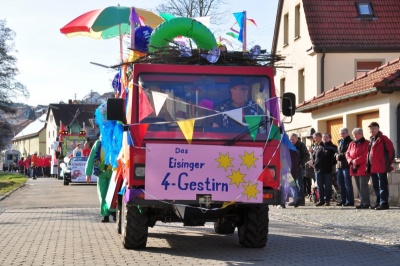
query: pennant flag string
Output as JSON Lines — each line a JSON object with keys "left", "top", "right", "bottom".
{"left": 132, "top": 80, "right": 280, "bottom": 117}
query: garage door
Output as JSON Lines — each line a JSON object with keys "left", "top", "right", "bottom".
{"left": 357, "top": 111, "right": 379, "bottom": 139}
{"left": 327, "top": 118, "right": 343, "bottom": 145}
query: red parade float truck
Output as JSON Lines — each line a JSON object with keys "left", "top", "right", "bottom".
{"left": 107, "top": 49, "right": 295, "bottom": 249}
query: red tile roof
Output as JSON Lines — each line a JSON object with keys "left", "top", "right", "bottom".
{"left": 297, "top": 57, "right": 400, "bottom": 112}
{"left": 303, "top": 0, "right": 400, "bottom": 51}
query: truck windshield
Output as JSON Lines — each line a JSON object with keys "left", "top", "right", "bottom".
{"left": 138, "top": 74, "right": 274, "bottom": 142}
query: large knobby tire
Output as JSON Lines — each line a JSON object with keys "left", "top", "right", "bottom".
{"left": 214, "top": 220, "right": 235, "bottom": 234}
{"left": 121, "top": 198, "right": 149, "bottom": 249}
{"left": 238, "top": 205, "right": 269, "bottom": 248}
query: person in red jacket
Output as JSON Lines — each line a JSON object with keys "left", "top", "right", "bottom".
{"left": 24, "top": 156, "right": 31, "bottom": 176}
{"left": 31, "top": 152, "right": 39, "bottom": 179}
{"left": 82, "top": 141, "right": 91, "bottom": 156}
{"left": 346, "top": 128, "right": 370, "bottom": 209}
{"left": 366, "top": 122, "right": 395, "bottom": 210}
{"left": 37, "top": 155, "right": 44, "bottom": 177}
{"left": 18, "top": 158, "right": 24, "bottom": 174}
{"left": 43, "top": 155, "right": 51, "bottom": 177}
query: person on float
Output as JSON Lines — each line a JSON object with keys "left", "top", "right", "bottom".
{"left": 212, "top": 77, "right": 264, "bottom": 128}
{"left": 82, "top": 141, "right": 91, "bottom": 156}
{"left": 72, "top": 143, "right": 83, "bottom": 157}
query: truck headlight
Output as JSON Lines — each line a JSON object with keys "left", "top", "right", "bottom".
{"left": 134, "top": 165, "right": 145, "bottom": 179}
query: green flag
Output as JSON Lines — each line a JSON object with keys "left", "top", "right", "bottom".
{"left": 226, "top": 32, "right": 239, "bottom": 39}
{"left": 268, "top": 124, "right": 281, "bottom": 140}
{"left": 245, "top": 115, "right": 262, "bottom": 141}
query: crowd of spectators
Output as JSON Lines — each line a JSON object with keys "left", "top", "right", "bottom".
{"left": 283, "top": 121, "right": 394, "bottom": 211}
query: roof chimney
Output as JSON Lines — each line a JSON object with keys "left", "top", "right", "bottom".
{"left": 68, "top": 99, "right": 72, "bottom": 104}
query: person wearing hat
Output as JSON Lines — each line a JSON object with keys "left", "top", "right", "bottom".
{"left": 72, "top": 143, "right": 83, "bottom": 157}
{"left": 366, "top": 122, "right": 394, "bottom": 210}
{"left": 289, "top": 133, "right": 310, "bottom": 206}
{"left": 212, "top": 77, "right": 264, "bottom": 128}
{"left": 304, "top": 128, "right": 316, "bottom": 196}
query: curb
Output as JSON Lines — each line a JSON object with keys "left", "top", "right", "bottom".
{"left": 0, "top": 183, "right": 26, "bottom": 202}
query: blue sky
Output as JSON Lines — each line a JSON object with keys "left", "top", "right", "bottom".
{"left": 1, "top": 0, "right": 278, "bottom": 106}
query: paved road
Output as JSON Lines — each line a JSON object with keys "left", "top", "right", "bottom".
{"left": 0, "top": 177, "right": 399, "bottom": 265}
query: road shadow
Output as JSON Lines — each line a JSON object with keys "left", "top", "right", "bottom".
{"left": 128, "top": 222, "right": 400, "bottom": 265}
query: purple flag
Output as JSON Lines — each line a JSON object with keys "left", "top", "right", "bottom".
{"left": 266, "top": 97, "right": 280, "bottom": 122}
{"left": 130, "top": 8, "right": 141, "bottom": 24}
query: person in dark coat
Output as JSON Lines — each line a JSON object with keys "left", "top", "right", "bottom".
{"left": 290, "top": 133, "right": 310, "bottom": 206}
{"left": 334, "top": 127, "right": 354, "bottom": 206}
{"left": 366, "top": 122, "right": 395, "bottom": 210}
{"left": 312, "top": 132, "right": 337, "bottom": 206}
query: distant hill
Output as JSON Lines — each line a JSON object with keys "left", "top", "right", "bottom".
{"left": 0, "top": 91, "right": 114, "bottom": 149}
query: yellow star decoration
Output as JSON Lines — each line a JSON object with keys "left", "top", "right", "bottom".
{"left": 227, "top": 168, "right": 246, "bottom": 188}
{"left": 215, "top": 152, "right": 234, "bottom": 171}
{"left": 242, "top": 180, "right": 261, "bottom": 200}
{"left": 240, "top": 151, "right": 259, "bottom": 170}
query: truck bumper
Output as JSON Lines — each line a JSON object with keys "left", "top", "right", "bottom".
{"left": 124, "top": 188, "right": 281, "bottom": 207}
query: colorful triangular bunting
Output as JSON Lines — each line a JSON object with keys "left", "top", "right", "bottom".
{"left": 245, "top": 115, "right": 262, "bottom": 141}
{"left": 177, "top": 119, "right": 195, "bottom": 144}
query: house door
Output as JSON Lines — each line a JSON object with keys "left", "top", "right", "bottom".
{"left": 357, "top": 111, "right": 379, "bottom": 139}
{"left": 327, "top": 118, "right": 343, "bottom": 145}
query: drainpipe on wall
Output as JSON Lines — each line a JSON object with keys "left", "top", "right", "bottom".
{"left": 321, "top": 50, "right": 326, "bottom": 93}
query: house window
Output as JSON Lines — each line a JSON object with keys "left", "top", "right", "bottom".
{"left": 356, "top": 61, "right": 383, "bottom": 77}
{"left": 294, "top": 4, "right": 300, "bottom": 39}
{"left": 283, "top": 13, "right": 289, "bottom": 46}
{"left": 280, "top": 78, "right": 285, "bottom": 97}
{"left": 298, "top": 69, "right": 305, "bottom": 104}
{"left": 355, "top": 2, "right": 374, "bottom": 17}
{"left": 50, "top": 114, "right": 53, "bottom": 123}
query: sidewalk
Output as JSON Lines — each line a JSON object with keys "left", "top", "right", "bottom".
{"left": 271, "top": 199, "right": 400, "bottom": 246}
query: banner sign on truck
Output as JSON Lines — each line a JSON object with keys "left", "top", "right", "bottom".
{"left": 70, "top": 157, "right": 98, "bottom": 183}
{"left": 145, "top": 144, "right": 263, "bottom": 203}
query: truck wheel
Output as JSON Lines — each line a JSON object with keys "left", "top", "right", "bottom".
{"left": 121, "top": 198, "right": 148, "bottom": 249}
{"left": 214, "top": 219, "right": 235, "bottom": 234}
{"left": 238, "top": 205, "right": 269, "bottom": 248}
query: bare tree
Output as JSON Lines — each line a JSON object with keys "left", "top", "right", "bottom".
{"left": 0, "top": 19, "right": 29, "bottom": 150}
{"left": 155, "top": 0, "right": 229, "bottom": 29}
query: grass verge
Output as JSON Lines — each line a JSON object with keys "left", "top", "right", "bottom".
{"left": 0, "top": 172, "right": 28, "bottom": 196}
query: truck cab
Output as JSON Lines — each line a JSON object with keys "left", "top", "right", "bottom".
{"left": 109, "top": 60, "right": 295, "bottom": 249}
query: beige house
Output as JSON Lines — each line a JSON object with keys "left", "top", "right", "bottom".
{"left": 271, "top": 0, "right": 400, "bottom": 144}
{"left": 272, "top": 0, "right": 400, "bottom": 206}
{"left": 46, "top": 103, "right": 99, "bottom": 155}
{"left": 12, "top": 113, "right": 47, "bottom": 157}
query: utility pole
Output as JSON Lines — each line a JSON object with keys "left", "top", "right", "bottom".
{"left": 242, "top": 11, "right": 247, "bottom": 51}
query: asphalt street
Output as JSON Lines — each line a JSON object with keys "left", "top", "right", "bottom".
{"left": 0, "top": 177, "right": 399, "bottom": 265}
